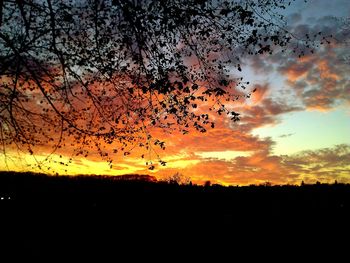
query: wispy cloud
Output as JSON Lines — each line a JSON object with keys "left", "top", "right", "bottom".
{"left": 278, "top": 133, "right": 295, "bottom": 138}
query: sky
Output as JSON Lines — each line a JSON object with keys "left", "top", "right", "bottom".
{"left": 1, "top": 0, "right": 350, "bottom": 185}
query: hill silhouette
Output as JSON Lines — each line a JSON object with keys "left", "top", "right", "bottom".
{"left": 0, "top": 171, "right": 349, "bottom": 260}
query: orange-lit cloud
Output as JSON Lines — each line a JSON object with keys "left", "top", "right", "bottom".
{"left": 247, "top": 16, "right": 350, "bottom": 112}
{"left": 236, "top": 85, "right": 302, "bottom": 132}
{"left": 3, "top": 73, "right": 348, "bottom": 186}
{"left": 285, "top": 54, "right": 349, "bottom": 111}
{"left": 277, "top": 43, "right": 350, "bottom": 111}
{"left": 279, "top": 57, "right": 312, "bottom": 82}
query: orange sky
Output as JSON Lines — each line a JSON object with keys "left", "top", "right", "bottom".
{"left": 1, "top": 0, "right": 350, "bottom": 185}
{"left": 2, "top": 70, "right": 349, "bottom": 185}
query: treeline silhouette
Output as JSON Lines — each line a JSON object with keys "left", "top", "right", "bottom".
{"left": 1, "top": 171, "right": 349, "bottom": 260}
{"left": 1, "top": 171, "right": 349, "bottom": 210}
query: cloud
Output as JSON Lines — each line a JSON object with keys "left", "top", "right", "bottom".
{"left": 168, "top": 144, "right": 350, "bottom": 185}
{"left": 4, "top": 74, "right": 348, "bottom": 186}
{"left": 286, "top": 13, "right": 302, "bottom": 26}
{"left": 278, "top": 133, "right": 295, "bottom": 138}
{"left": 4, "top": 9, "right": 349, "bottom": 186}
{"left": 284, "top": 144, "right": 350, "bottom": 168}
{"left": 278, "top": 56, "right": 314, "bottom": 82}
{"left": 75, "top": 12, "right": 350, "bottom": 185}
{"left": 279, "top": 50, "right": 350, "bottom": 111}
{"left": 175, "top": 148, "right": 294, "bottom": 186}
{"left": 249, "top": 55, "right": 274, "bottom": 74}
{"left": 282, "top": 144, "right": 350, "bottom": 182}
{"left": 282, "top": 21, "right": 350, "bottom": 111}
{"left": 236, "top": 84, "right": 302, "bottom": 132}
{"left": 246, "top": 14, "right": 350, "bottom": 112}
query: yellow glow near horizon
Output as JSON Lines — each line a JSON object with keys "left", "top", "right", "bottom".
{"left": 195, "top": 150, "right": 253, "bottom": 161}
{"left": 0, "top": 151, "right": 201, "bottom": 177}
{"left": 0, "top": 152, "right": 143, "bottom": 176}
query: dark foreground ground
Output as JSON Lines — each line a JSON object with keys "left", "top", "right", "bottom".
{"left": 0, "top": 171, "right": 349, "bottom": 260}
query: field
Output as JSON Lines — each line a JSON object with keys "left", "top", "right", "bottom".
{"left": 1, "top": 171, "right": 349, "bottom": 259}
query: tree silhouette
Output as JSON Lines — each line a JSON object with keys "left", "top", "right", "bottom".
{"left": 204, "top": 180, "right": 211, "bottom": 187}
{"left": 164, "top": 172, "right": 191, "bottom": 185}
{"left": 0, "top": 0, "right": 319, "bottom": 169}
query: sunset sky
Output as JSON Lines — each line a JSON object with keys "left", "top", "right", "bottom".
{"left": 1, "top": 0, "right": 350, "bottom": 185}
